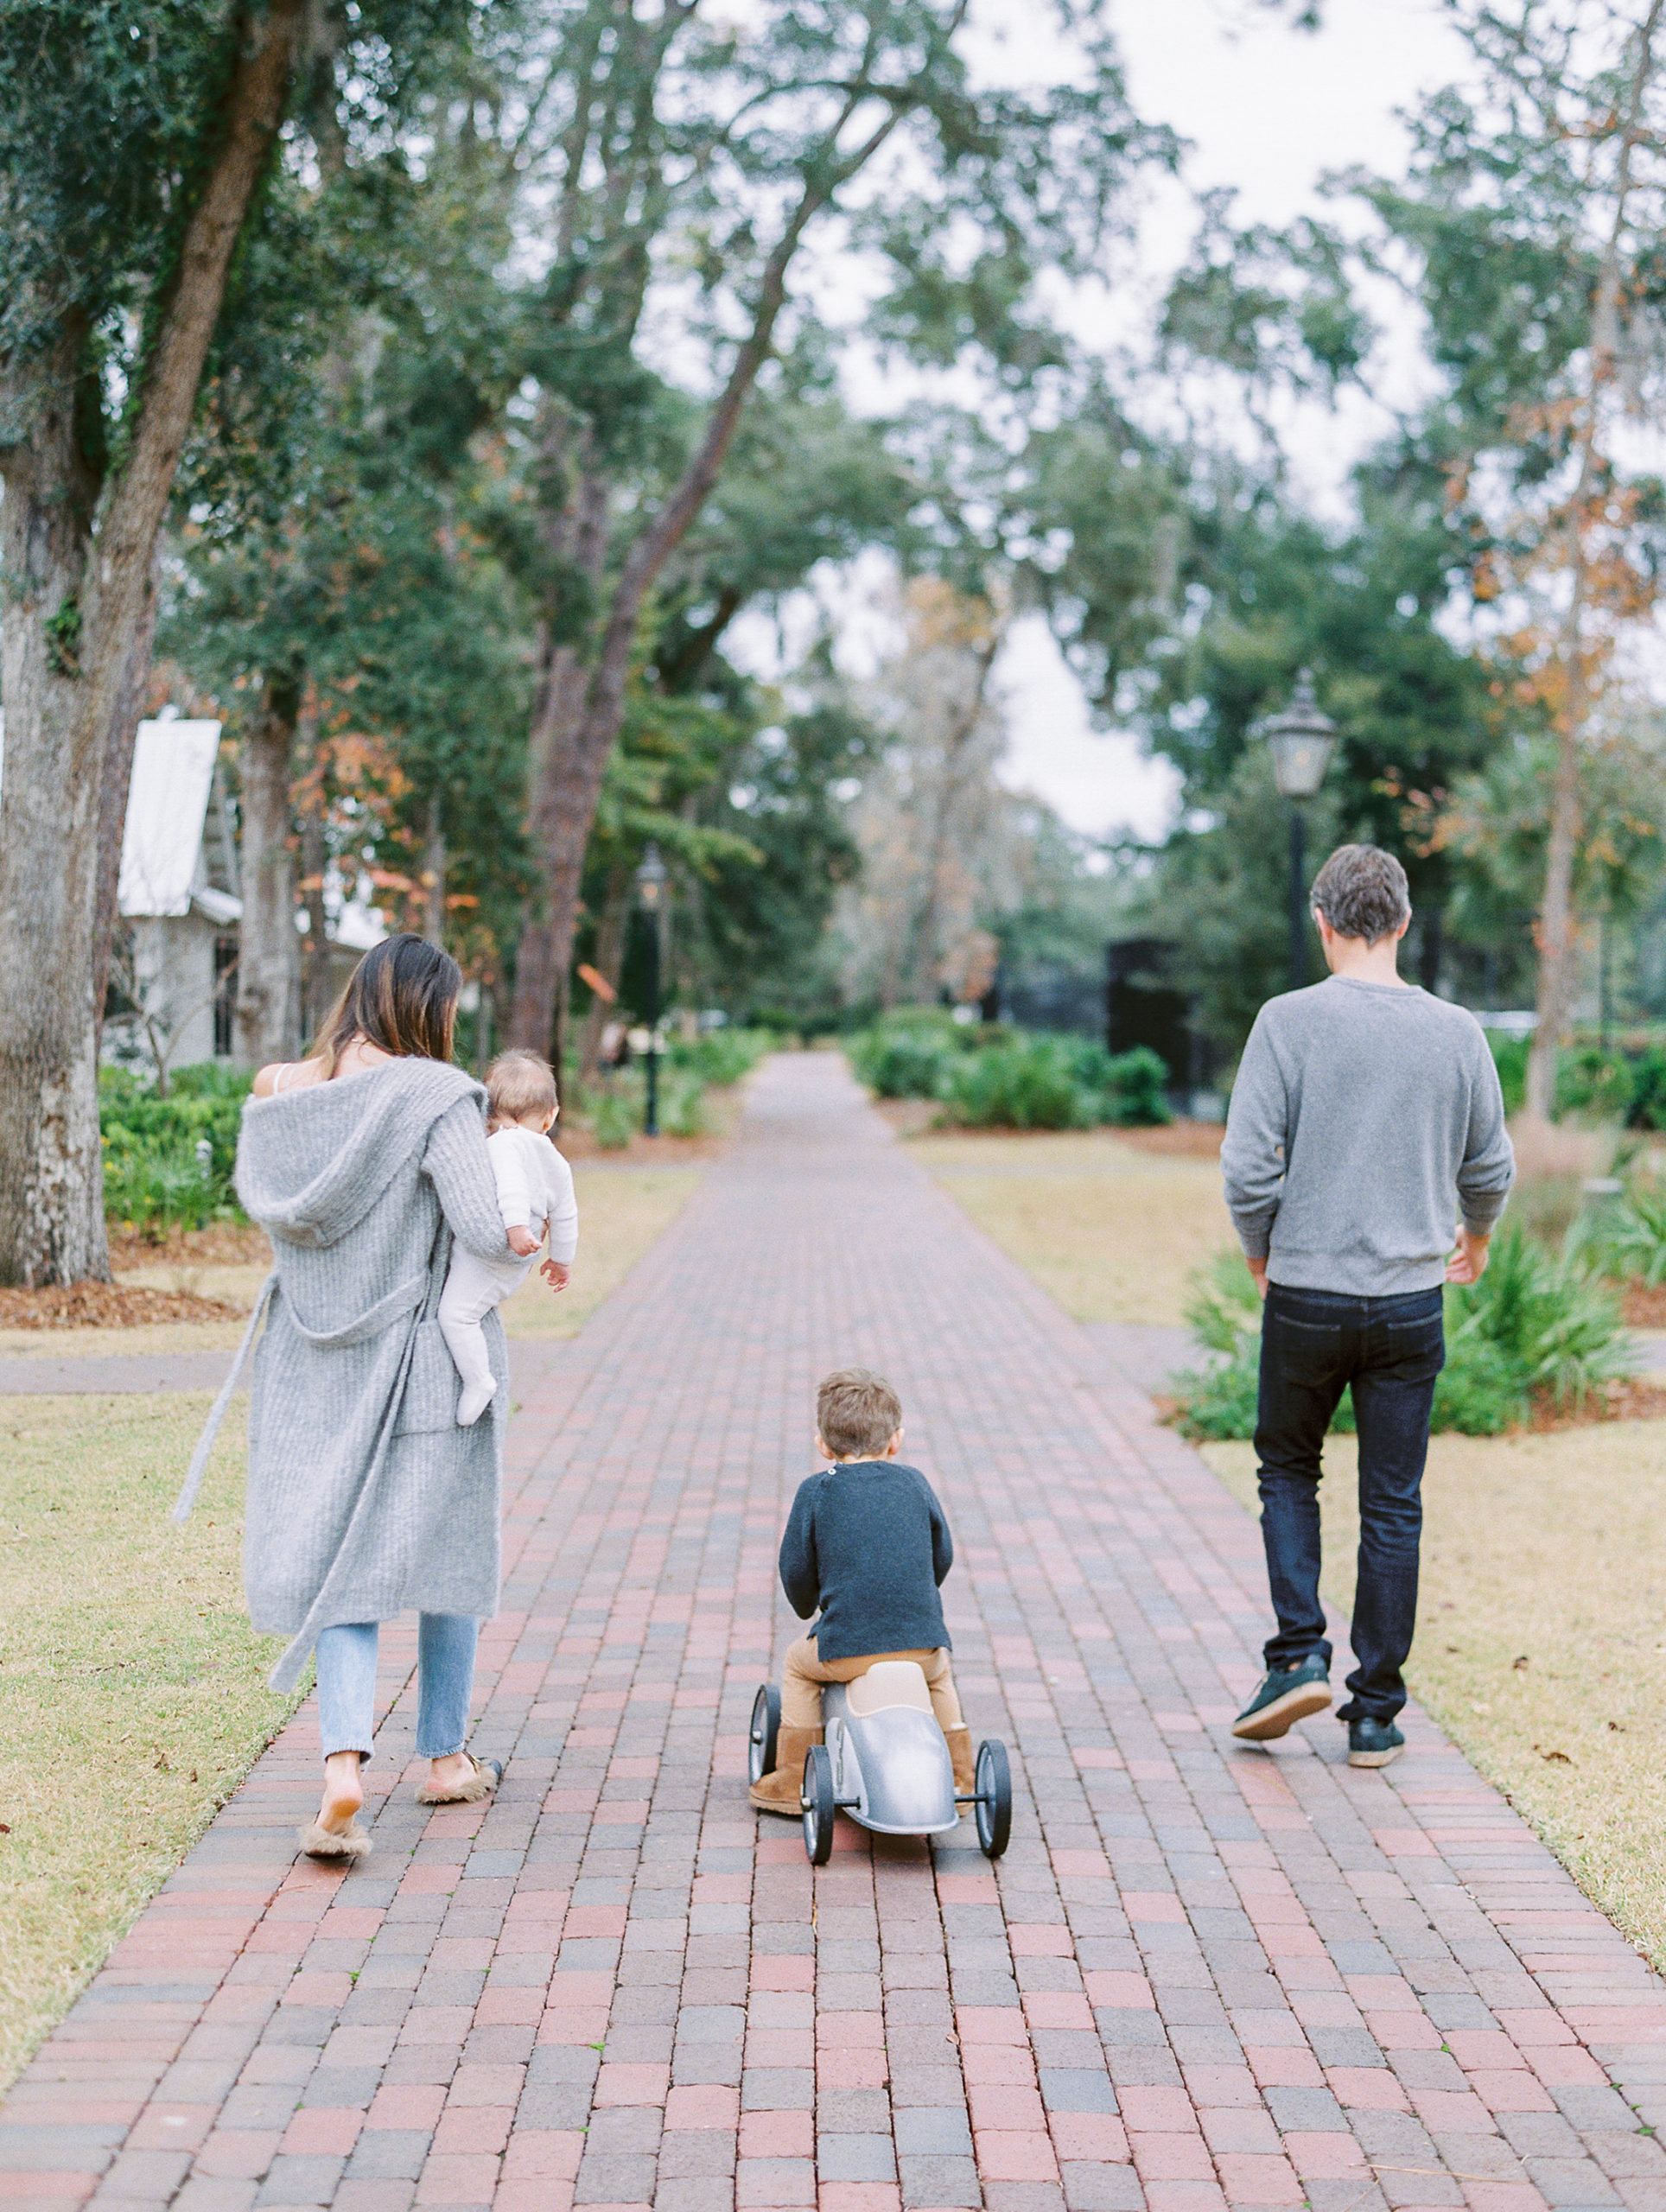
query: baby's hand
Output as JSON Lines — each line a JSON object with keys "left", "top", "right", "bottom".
{"left": 506, "top": 1224, "right": 541, "bottom": 1257}
{"left": 540, "top": 1258, "right": 570, "bottom": 1293}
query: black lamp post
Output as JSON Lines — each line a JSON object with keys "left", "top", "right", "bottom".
{"left": 635, "top": 842, "right": 667, "bottom": 1136}
{"left": 1262, "top": 670, "right": 1337, "bottom": 992}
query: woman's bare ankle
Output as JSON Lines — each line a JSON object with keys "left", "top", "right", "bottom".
{"left": 319, "top": 1751, "right": 365, "bottom": 1829}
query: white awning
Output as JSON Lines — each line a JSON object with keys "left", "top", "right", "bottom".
{"left": 118, "top": 720, "right": 224, "bottom": 918}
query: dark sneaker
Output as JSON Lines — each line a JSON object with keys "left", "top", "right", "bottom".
{"left": 1347, "top": 1718, "right": 1405, "bottom": 1768}
{"left": 1230, "top": 1654, "right": 1332, "bottom": 1742}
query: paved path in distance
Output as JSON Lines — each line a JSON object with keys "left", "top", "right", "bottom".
{"left": 7, "top": 1053, "right": 1666, "bottom": 2212}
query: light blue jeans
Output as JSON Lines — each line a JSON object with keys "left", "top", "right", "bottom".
{"left": 315, "top": 1614, "right": 478, "bottom": 1764}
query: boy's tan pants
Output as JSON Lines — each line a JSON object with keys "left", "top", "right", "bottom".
{"left": 781, "top": 1637, "right": 964, "bottom": 1734}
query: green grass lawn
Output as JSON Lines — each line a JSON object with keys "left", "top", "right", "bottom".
{"left": 0, "top": 1392, "right": 290, "bottom": 2088}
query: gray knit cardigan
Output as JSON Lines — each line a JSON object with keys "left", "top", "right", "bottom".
{"left": 176, "top": 1058, "right": 515, "bottom": 1692}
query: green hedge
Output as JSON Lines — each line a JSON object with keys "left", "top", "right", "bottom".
{"left": 1169, "top": 1228, "right": 1631, "bottom": 1441}
{"left": 847, "top": 1014, "right": 1171, "bottom": 1130}
{"left": 100, "top": 1064, "right": 251, "bottom": 1233}
{"left": 1488, "top": 1031, "right": 1666, "bottom": 1128}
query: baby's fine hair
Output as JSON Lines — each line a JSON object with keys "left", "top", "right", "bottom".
{"left": 486, "top": 1049, "right": 558, "bottom": 1128}
{"left": 817, "top": 1367, "right": 902, "bottom": 1460}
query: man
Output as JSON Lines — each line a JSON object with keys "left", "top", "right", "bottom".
{"left": 1221, "top": 843, "right": 1514, "bottom": 1768}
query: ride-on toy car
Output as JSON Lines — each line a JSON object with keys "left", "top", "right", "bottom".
{"left": 748, "top": 1661, "right": 1013, "bottom": 1865}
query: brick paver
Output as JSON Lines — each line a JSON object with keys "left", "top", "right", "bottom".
{"left": 7, "top": 1052, "right": 1666, "bottom": 2212}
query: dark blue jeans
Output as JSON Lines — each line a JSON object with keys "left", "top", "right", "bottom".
{"left": 1255, "top": 1282, "right": 1445, "bottom": 1724}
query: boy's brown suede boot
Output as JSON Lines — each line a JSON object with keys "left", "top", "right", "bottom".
{"left": 945, "top": 1726, "right": 976, "bottom": 1796}
{"left": 748, "top": 1726, "right": 822, "bottom": 1815}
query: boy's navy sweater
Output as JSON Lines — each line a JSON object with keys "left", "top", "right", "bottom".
{"left": 778, "top": 1459, "right": 952, "bottom": 1663}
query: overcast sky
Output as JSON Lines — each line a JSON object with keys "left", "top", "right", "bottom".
{"left": 989, "top": 0, "right": 1470, "bottom": 844}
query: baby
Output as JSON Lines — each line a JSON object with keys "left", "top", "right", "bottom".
{"left": 439, "top": 1049, "right": 577, "bottom": 1425}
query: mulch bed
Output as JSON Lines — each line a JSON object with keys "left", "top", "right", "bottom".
{"left": 1621, "top": 1282, "right": 1666, "bottom": 1329}
{"left": 0, "top": 1281, "right": 244, "bottom": 1331}
{"left": 106, "top": 1223, "right": 270, "bottom": 1270}
{"left": 1116, "top": 1121, "right": 1225, "bottom": 1159}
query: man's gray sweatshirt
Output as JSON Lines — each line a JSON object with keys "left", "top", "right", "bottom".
{"left": 1221, "top": 976, "right": 1515, "bottom": 1296}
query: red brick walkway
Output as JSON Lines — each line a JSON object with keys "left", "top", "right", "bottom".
{"left": 7, "top": 1053, "right": 1666, "bottom": 2212}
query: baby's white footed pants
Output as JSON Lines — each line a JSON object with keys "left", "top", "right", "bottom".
{"left": 438, "top": 1249, "right": 525, "bottom": 1426}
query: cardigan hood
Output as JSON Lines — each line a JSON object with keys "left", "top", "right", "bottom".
{"left": 236, "top": 1058, "right": 486, "bottom": 1249}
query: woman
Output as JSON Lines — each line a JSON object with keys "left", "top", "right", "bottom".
{"left": 176, "top": 934, "right": 549, "bottom": 1861}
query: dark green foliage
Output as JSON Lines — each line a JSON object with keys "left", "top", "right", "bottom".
{"left": 1573, "top": 1178, "right": 1666, "bottom": 1289}
{"left": 1629, "top": 1050, "right": 1666, "bottom": 1131}
{"left": 939, "top": 1038, "right": 1090, "bottom": 1131}
{"left": 664, "top": 1029, "right": 776, "bottom": 1088}
{"left": 847, "top": 1018, "right": 965, "bottom": 1101}
{"left": 1556, "top": 1046, "right": 1635, "bottom": 1121}
{"left": 99, "top": 1065, "right": 251, "bottom": 1233}
{"left": 1448, "top": 1226, "right": 1629, "bottom": 1410}
{"left": 1488, "top": 1033, "right": 1527, "bottom": 1116}
{"left": 847, "top": 1018, "right": 1172, "bottom": 1129}
{"left": 1168, "top": 1228, "right": 1631, "bottom": 1441}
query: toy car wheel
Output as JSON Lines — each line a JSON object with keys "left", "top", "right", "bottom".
{"left": 802, "top": 1744, "right": 836, "bottom": 1866}
{"left": 747, "top": 1683, "right": 780, "bottom": 1785}
{"left": 975, "top": 1738, "right": 1012, "bottom": 1859}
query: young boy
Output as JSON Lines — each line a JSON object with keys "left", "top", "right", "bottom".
{"left": 749, "top": 1367, "right": 974, "bottom": 1814}
{"left": 439, "top": 1049, "right": 577, "bottom": 1425}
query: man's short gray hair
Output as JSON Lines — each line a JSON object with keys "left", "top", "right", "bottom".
{"left": 1310, "top": 844, "right": 1411, "bottom": 946}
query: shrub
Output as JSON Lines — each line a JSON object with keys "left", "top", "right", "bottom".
{"left": 1628, "top": 1048, "right": 1666, "bottom": 1130}
{"left": 662, "top": 1077, "right": 707, "bottom": 1138}
{"left": 666, "top": 1027, "right": 774, "bottom": 1087}
{"left": 939, "top": 1037, "right": 1091, "bottom": 1130}
{"left": 1572, "top": 1175, "right": 1666, "bottom": 1287}
{"left": 99, "top": 1063, "right": 251, "bottom": 1235}
{"left": 1488, "top": 1033, "right": 1528, "bottom": 1116}
{"left": 1167, "top": 1255, "right": 1262, "bottom": 1440}
{"left": 1557, "top": 1046, "right": 1633, "bottom": 1120}
{"left": 592, "top": 1088, "right": 636, "bottom": 1149}
{"left": 1166, "top": 1225, "right": 1631, "bottom": 1440}
{"left": 1452, "top": 1224, "right": 1630, "bottom": 1409}
{"left": 1081, "top": 1043, "right": 1173, "bottom": 1128}
{"left": 847, "top": 1022, "right": 963, "bottom": 1100}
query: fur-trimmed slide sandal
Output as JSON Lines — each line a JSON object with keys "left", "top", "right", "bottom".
{"left": 297, "top": 1819, "right": 372, "bottom": 1862}
{"left": 416, "top": 1754, "right": 503, "bottom": 1807}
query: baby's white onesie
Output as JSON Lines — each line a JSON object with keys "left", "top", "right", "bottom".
{"left": 439, "top": 1125, "right": 579, "bottom": 1423}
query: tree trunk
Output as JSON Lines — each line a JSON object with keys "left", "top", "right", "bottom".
{"left": 91, "top": 557, "right": 161, "bottom": 1043}
{"left": 296, "top": 707, "right": 329, "bottom": 1041}
{"left": 423, "top": 799, "right": 447, "bottom": 946}
{"left": 1417, "top": 899, "right": 1443, "bottom": 997}
{"left": 579, "top": 861, "right": 633, "bottom": 1079}
{"left": 0, "top": 338, "right": 108, "bottom": 1285}
{"left": 0, "top": 0, "right": 305, "bottom": 1283}
{"left": 234, "top": 676, "right": 302, "bottom": 1067}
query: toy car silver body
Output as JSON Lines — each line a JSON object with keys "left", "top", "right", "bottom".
{"left": 748, "top": 1662, "right": 1012, "bottom": 1863}
{"left": 823, "top": 1662, "right": 961, "bottom": 1837}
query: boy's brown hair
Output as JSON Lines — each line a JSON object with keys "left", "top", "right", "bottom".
{"left": 817, "top": 1368, "right": 903, "bottom": 1460}
{"left": 486, "top": 1049, "right": 558, "bottom": 1129}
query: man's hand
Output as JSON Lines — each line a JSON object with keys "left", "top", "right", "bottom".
{"left": 1447, "top": 1226, "right": 1490, "bottom": 1285}
{"left": 1245, "top": 1255, "right": 1269, "bottom": 1301}
{"left": 540, "top": 1258, "right": 570, "bottom": 1293}
{"left": 506, "top": 1225, "right": 540, "bottom": 1257}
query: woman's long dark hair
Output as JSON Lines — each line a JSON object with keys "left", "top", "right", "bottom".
{"left": 308, "top": 934, "right": 461, "bottom": 1076}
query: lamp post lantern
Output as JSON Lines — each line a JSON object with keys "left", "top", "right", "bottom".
{"left": 634, "top": 842, "right": 668, "bottom": 1137}
{"left": 1261, "top": 669, "right": 1337, "bottom": 993}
